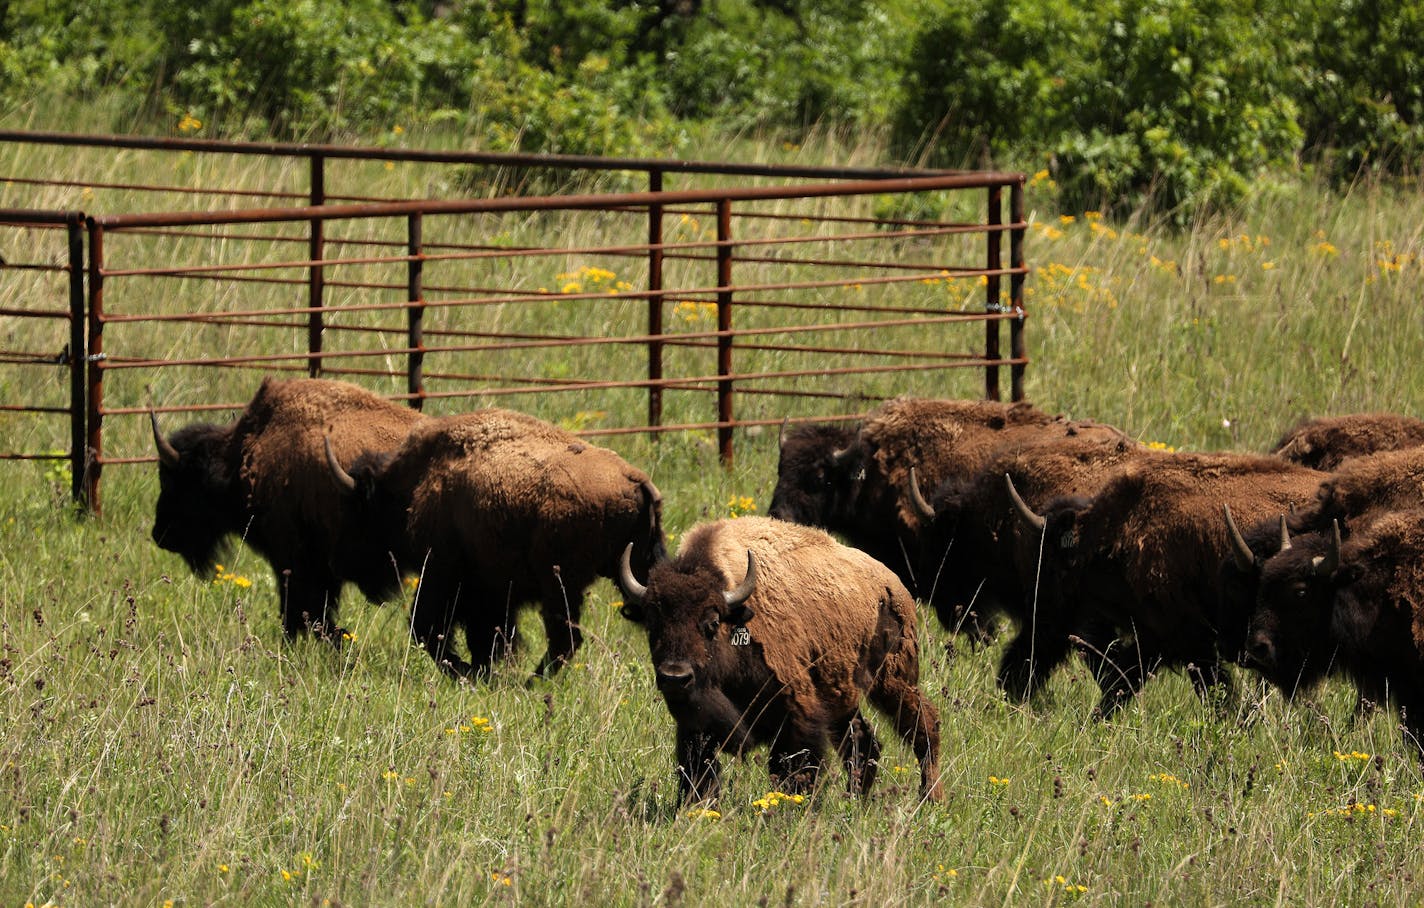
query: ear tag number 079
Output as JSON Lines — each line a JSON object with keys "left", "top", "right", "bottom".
{"left": 730, "top": 626, "right": 751, "bottom": 646}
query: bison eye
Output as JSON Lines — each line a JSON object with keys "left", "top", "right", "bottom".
{"left": 701, "top": 614, "right": 720, "bottom": 638}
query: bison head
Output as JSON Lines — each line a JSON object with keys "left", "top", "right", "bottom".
{"left": 1216, "top": 507, "right": 1293, "bottom": 664}
{"left": 1244, "top": 521, "right": 1352, "bottom": 694}
{"left": 1004, "top": 475, "right": 1088, "bottom": 559}
{"left": 149, "top": 411, "right": 240, "bottom": 577}
{"left": 765, "top": 423, "right": 862, "bottom": 530}
{"left": 618, "top": 545, "right": 758, "bottom": 702}
{"left": 322, "top": 439, "right": 406, "bottom": 603}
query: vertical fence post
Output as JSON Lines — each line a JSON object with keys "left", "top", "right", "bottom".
{"left": 307, "top": 154, "right": 325, "bottom": 378}
{"left": 66, "top": 216, "right": 86, "bottom": 506}
{"left": 84, "top": 221, "right": 104, "bottom": 514}
{"left": 716, "top": 199, "right": 734, "bottom": 466}
{"left": 1009, "top": 180, "right": 1027, "bottom": 402}
{"left": 647, "top": 169, "right": 665, "bottom": 432}
{"left": 407, "top": 213, "right": 425, "bottom": 410}
{"left": 984, "top": 183, "right": 1003, "bottom": 401}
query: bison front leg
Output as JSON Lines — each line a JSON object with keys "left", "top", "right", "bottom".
{"left": 1184, "top": 654, "right": 1234, "bottom": 712}
{"left": 409, "top": 578, "right": 474, "bottom": 679}
{"left": 464, "top": 617, "right": 517, "bottom": 677}
{"left": 834, "top": 710, "right": 882, "bottom": 796}
{"left": 675, "top": 725, "right": 722, "bottom": 806}
{"left": 767, "top": 714, "right": 830, "bottom": 796}
{"left": 534, "top": 568, "right": 584, "bottom": 678}
{"left": 274, "top": 566, "right": 345, "bottom": 645}
{"left": 1070, "top": 616, "right": 1147, "bottom": 718}
{"left": 997, "top": 612, "right": 1075, "bottom": 702}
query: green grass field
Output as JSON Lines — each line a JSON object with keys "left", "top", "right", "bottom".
{"left": 2, "top": 118, "right": 1424, "bottom": 905}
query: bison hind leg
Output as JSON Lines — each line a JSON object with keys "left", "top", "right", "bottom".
{"left": 867, "top": 675, "right": 943, "bottom": 803}
{"left": 835, "top": 710, "right": 882, "bottom": 796}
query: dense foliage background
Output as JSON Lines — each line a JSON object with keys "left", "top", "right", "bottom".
{"left": 1, "top": 0, "right": 1419, "bottom": 218}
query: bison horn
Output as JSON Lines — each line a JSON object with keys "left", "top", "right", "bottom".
{"left": 1004, "top": 474, "right": 1046, "bottom": 532}
{"left": 324, "top": 436, "right": 357, "bottom": 494}
{"left": 618, "top": 543, "right": 648, "bottom": 604}
{"left": 907, "top": 466, "right": 936, "bottom": 521}
{"left": 150, "top": 408, "right": 180, "bottom": 468}
{"left": 778, "top": 417, "right": 789, "bottom": 451}
{"left": 723, "top": 551, "right": 757, "bottom": 608}
{"left": 1278, "top": 516, "right": 1291, "bottom": 553}
{"left": 1311, "top": 519, "right": 1342, "bottom": 576}
{"left": 1222, "top": 504, "right": 1255, "bottom": 571}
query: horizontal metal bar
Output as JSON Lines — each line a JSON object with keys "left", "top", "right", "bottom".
{"left": 0, "top": 207, "right": 86, "bottom": 225}
{"left": 90, "top": 174, "right": 1025, "bottom": 230}
{"left": 0, "top": 403, "right": 71, "bottom": 413}
{"left": 1, "top": 129, "right": 1011, "bottom": 182}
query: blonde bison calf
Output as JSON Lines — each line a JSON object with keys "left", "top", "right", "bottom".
{"left": 618, "top": 516, "right": 943, "bottom": 806}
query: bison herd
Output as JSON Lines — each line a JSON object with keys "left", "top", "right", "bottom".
{"left": 149, "top": 379, "right": 1424, "bottom": 806}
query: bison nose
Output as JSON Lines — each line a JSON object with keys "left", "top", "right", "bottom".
{"left": 655, "top": 661, "right": 695, "bottom": 692}
{"left": 1247, "top": 635, "right": 1276, "bottom": 671}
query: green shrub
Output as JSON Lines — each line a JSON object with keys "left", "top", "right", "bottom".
{"left": 896, "top": 0, "right": 1303, "bottom": 221}
{"left": 659, "top": 0, "right": 907, "bottom": 128}
{"left": 1290, "top": 0, "right": 1424, "bottom": 181}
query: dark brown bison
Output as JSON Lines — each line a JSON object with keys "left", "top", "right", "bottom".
{"left": 906, "top": 432, "right": 1148, "bottom": 694}
{"left": 326, "top": 409, "right": 666, "bottom": 679}
{"left": 616, "top": 516, "right": 942, "bottom": 805}
{"left": 1287, "top": 444, "right": 1424, "bottom": 534}
{"left": 1245, "top": 510, "right": 1424, "bottom": 748}
{"left": 767, "top": 397, "right": 1123, "bottom": 608}
{"left": 150, "top": 377, "right": 424, "bottom": 640}
{"left": 1219, "top": 444, "right": 1424, "bottom": 664}
{"left": 1006, "top": 452, "right": 1327, "bottom": 714}
{"left": 1271, "top": 412, "right": 1424, "bottom": 471}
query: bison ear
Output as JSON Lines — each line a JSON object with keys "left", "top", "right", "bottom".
{"left": 1044, "top": 507, "right": 1082, "bottom": 551}
{"left": 726, "top": 603, "right": 754, "bottom": 626}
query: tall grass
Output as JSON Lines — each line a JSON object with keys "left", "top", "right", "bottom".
{"left": 2, "top": 116, "right": 1424, "bottom": 905}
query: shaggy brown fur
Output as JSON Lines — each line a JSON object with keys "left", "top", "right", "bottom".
{"left": 1014, "top": 451, "right": 1328, "bottom": 713}
{"left": 1293, "top": 445, "right": 1424, "bottom": 534}
{"left": 1271, "top": 412, "right": 1424, "bottom": 471}
{"left": 917, "top": 434, "right": 1151, "bottom": 686}
{"left": 337, "top": 409, "right": 666, "bottom": 679}
{"left": 151, "top": 377, "right": 425, "bottom": 640}
{"left": 621, "top": 516, "right": 941, "bottom": 805}
{"left": 860, "top": 398, "right": 1127, "bottom": 531}
{"left": 1247, "top": 509, "right": 1424, "bottom": 747}
{"left": 767, "top": 396, "right": 1126, "bottom": 604}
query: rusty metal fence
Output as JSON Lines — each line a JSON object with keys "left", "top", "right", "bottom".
{"left": 0, "top": 208, "right": 87, "bottom": 502}
{"left": 0, "top": 131, "right": 1028, "bottom": 514}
